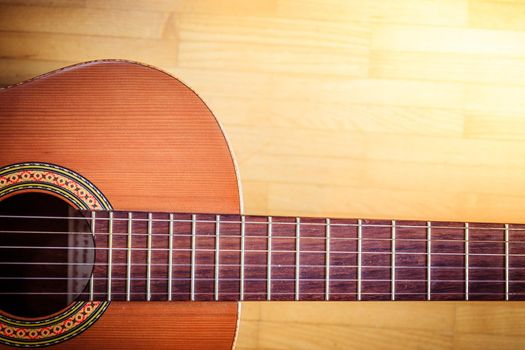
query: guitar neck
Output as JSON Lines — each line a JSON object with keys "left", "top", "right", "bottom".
{"left": 83, "top": 211, "right": 525, "bottom": 302}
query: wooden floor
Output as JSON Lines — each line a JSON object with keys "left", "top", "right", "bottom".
{"left": 2, "top": 0, "right": 525, "bottom": 348}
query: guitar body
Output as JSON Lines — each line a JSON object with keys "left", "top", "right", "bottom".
{"left": 0, "top": 61, "right": 240, "bottom": 349}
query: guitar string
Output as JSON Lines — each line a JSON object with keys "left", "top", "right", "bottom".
{"left": 0, "top": 277, "right": 513, "bottom": 283}
{"left": 0, "top": 291, "right": 519, "bottom": 296}
{"left": 3, "top": 277, "right": 515, "bottom": 292}
{"left": 1, "top": 214, "right": 524, "bottom": 231}
{"left": 0, "top": 268, "right": 514, "bottom": 284}
{"left": 0, "top": 245, "right": 521, "bottom": 257}
{"left": 0, "top": 229, "right": 520, "bottom": 245}
{"left": 1, "top": 217, "right": 520, "bottom": 287}
{"left": 0, "top": 261, "right": 513, "bottom": 269}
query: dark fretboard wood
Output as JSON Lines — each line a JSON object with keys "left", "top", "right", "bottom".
{"left": 80, "top": 211, "right": 525, "bottom": 302}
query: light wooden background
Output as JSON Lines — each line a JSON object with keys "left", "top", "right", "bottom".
{"left": 2, "top": 0, "right": 525, "bottom": 349}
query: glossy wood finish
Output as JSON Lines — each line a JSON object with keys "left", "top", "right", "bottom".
{"left": 0, "top": 61, "right": 241, "bottom": 349}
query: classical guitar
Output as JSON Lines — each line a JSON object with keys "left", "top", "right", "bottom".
{"left": 0, "top": 60, "right": 522, "bottom": 349}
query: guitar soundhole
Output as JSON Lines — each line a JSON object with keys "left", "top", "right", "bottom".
{"left": 0, "top": 192, "right": 94, "bottom": 318}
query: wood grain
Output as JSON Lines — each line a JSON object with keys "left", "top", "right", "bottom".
{"left": 44, "top": 302, "right": 239, "bottom": 350}
{"left": 2, "top": 1, "right": 525, "bottom": 349}
{"left": 0, "top": 61, "right": 241, "bottom": 349}
{"left": 0, "top": 61, "right": 241, "bottom": 215}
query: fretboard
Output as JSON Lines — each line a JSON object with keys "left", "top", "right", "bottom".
{"left": 81, "top": 211, "right": 525, "bottom": 302}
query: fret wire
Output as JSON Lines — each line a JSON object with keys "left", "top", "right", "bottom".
{"left": 126, "top": 212, "right": 132, "bottom": 302}
{"left": 505, "top": 223, "right": 510, "bottom": 301}
{"left": 190, "top": 214, "right": 196, "bottom": 301}
{"left": 325, "top": 218, "right": 331, "bottom": 301}
{"left": 146, "top": 213, "right": 153, "bottom": 301}
{"left": 89, "top": 211, "right": 95, "bottom": 301}
{"left": 267, "top": 216, "right": 272, "bottom": 301}
{"left": 240, "top": 215, "right": 246, "bottom": 301}
{"left": 465, "top": 222, "right": 469, "bottom": 301}
{"left": 214, "top": 215, "right": 220, "bottom": 301}
{"left": 295, "top": 217, "right": 301, "bottom": 301}
{"left": 168, "top": 213, "right": 174, "bottom": 301}
{"left": 357, "top": 219, "right": 363, "bottom": 301}
{"left": 391, "top": 220, "right": 396, "bottom": 301}
{"left": 427, "top": 221, "right": 431, "bottom": 301}
{"left": 107, "top": 212, "right": 113, "bottom": 301}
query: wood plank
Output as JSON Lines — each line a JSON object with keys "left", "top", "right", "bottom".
{"left": 0, "top": 0, "right": 86, "bottom": 7}
{"left": 238, "top": 302, "right": 525, "bottom": 350}
{"left": 251, "top": 321, "right": 452, "bottom": 350}
{"left": 86, "top": 0, "right": 277, "bottom": 15}
{"left": 0, "top": 58, "right": 74, "bottom": 86}
{"left": 370, "top": 50, "right": 525, "bottom": 86}
{"left": 276, "top": 0, "right": 467, "bottom": 26}
{"left": 168, "top": 67, "right": 270, "bottom": 99}
{"left": 372, "top": 24, "right": 525, "bottom": 56}
{"left": 265, "top": 77, "right": 465, "bottom": 109}
{"left": 0, "top": 5, "right": 169, "bottom": 39}
{"left": 240, "top": 181, "right": 269, "bottom": 214}
{"left": 257, "top": 302, "right": 455, "bottom": 330}
{"left": 239, "top": 154, "right": 525, "bottom": 196}
{"left": 262, "top": 183, "right": 525, "bottom": 223}
{"left": 466, "top": 84, "right": 525, "bottom": 115}
{"left": 453, "top": 334, "right": 525, "bottom": 350}
{"left": 227, "top": 126, "right": 525, "bottom": 168}
{"left": 176, "top": 14, "right": 369, "bottom": 77}
{"left": 464, "top": 112, "right": 525, "bottom": 141}
{"left": 207, "top": 97, "right": 464, "bottom": 137}
{"left": 237, "top": 302, "right": 455, "bottom": 350}
{"left": 455, "top": 302, "right": 525, "bottom": 335}
{"left": 171, "top": 69, "right": 465, "bottom": 111}
{"left": 469, "top": 0, "right": 525, "bottom": 31}
{"left": 0, "top": 32, "right": 178, "bottom": 67}
{"left": 452, "top": 302, "right": 525, "bottom": 349}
